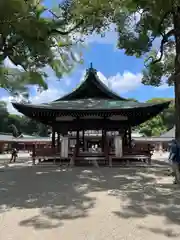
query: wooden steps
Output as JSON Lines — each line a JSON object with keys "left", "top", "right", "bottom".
{"left": 75, "top": 157, "right": 107, "bottom": 166}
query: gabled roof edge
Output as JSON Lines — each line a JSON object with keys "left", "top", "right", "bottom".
{"left": 55, "top": 66, "right": 127, "bottom": 101}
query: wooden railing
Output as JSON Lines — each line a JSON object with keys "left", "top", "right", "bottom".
{"left": 31, "top": 147, "right": 73, "bottom": 165}
{"left": 31, "top": 148, "right": 59, "bottom": 164}
{"left": 123, "top": 146, "right": 153, "bottom": 156}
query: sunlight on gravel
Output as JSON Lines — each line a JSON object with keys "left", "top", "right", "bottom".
{"left": 0, "top": 154, "right": 180, "bottom": 239}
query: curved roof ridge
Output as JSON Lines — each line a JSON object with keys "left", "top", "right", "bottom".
{"left": 55, "top": 66, "right": 127, "bottom": 101}
{"left": 92, "top": 68, "right": 127, "bottom": 101}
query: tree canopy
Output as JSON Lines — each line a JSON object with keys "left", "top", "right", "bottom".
{"left": 0, "top": 101, "right": 49, "bottom": 137}
{"left": 138, "top": 98, "right": 174, "bottom": 136}
{"left": 0, "top": 0, "right": 82, "bottom": 97}
{"left": 60, "top": 0, "right": 180, "bottom": 139}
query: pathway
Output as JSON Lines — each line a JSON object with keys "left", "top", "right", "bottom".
{"left": 0, "top": 157, "right": 180, "bottom": 239}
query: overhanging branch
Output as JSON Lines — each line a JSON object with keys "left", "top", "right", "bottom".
{"left": 144, "top": 10, "right": 174, "bottom": 67}
{"left": 50, "top": 19, "right": 84, "bottom": 35}
{"left": 151, "top": 29, "right": 174, "bottom": 64}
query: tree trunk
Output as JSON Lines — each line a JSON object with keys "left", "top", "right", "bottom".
{"left": 173, "top": 13, "right": 180, "bottom": 142}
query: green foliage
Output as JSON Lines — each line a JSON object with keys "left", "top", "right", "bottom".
{"left": 60, "top": 0, "right": 180, "bottom": 137}
{"left": 0, "top": 101, "right": 49, "bottom": 137}
{"left": 139, "top": 116, "right": 166, "bottom": 137}
{"left": 9, "top": 124, "right": 20, "bottom": 137}
{"left": 138, "top": 98, "right": 175, "bottom": 136}
{"left": 0, "top": 0, "right": 83, "bottom": 96}
{"left": 62, "top": 0, "right": 180, "bottom": 85}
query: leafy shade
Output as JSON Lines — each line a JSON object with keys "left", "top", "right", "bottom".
{"left": 61, "top": 0, "right": 176, "bottom": 85}
{"left": 60, "top": 0, "right": 180, "bottom": 139}
{"left": 0, "top": 0, "right": 83, "bottom": 96}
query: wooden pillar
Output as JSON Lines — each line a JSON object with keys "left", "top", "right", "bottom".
{"left": 51, "top": 129, "right": 55, "bottom": 148}
{"left": 122, "top": 129, "right": 128, "bottom": 153}
{"left": 104, "top": 129, "right": 109, "bottom": 165}
{"left": 128, "top": 125, "right": 132, "bottom": 148}
{"left": 82, "top": 130, "right": 85, "bottom": 152}
{"left": 102, "top": 129, "right": 105, "bottom": 151}
{"left": 76, "top": 130, "right": 80, "bottom": 156}
{"left": 57, "top": 133, "right": 60, "bottom": 151}
{"left": 32, "top": 143, "right": 36, "bottom": 165}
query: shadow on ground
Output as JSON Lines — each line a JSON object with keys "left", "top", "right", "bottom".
{"left": 0, "top": 163, "right": 180, "bottom": 237}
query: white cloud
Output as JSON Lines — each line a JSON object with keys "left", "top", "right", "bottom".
{"left": 80, "top": 69, "right": 172, "bottom": 94}
{"left": 108, "top": 72, "right": 171, "bottom": 92}
{"left": 109, "top": 72, "right": 142, "bottom": 93}
{"left": 1, "top": 87, "right": 65, "bottom": 114}
{"left": 29, "top": 87, "right": 65, "bottom": 104}
{"left": 80, "top": 69, "right": 142, "bottom": 93}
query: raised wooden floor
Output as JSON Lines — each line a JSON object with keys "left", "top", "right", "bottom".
{"left": 34, "top": 148, "right": 151, "bottom": 166}
{"left": 37, "top": 155, "right": 151, "bottom": 167}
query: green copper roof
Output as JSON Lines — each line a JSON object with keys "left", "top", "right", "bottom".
{"left": 56, "top": 66, "right": 127, "bottom": 101}
{"left": 12, "top": 100, "right": 170, "bottom": 127}
{"left": 13, "top": 99, "right": 170, "bottom": 111}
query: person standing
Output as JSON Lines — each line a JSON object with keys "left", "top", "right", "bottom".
{"left": 169, "top": 139, "right": 180, "bottom": 184}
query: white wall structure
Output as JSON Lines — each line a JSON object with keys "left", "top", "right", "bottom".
{"left": 114, "top": 136, "right": 123, "bottom": 157}
{"left": 61, "top": 136, "right": 69, "bottom": 158}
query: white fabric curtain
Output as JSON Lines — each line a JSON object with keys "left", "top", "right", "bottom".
{"left": 114, "top": 136, "right": 123, "bottom": 157}
{"left": 61, "top": 136, "right": 69, "bottom": 158}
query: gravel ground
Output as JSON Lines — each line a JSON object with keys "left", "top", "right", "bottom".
{"left": 0, "top": 154, "right": 180, "bottom": 240}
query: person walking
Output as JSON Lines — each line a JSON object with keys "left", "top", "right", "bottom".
{"left": 169, "top": 139, "right": 180, "bottom": 184}
{"left": 9, "top": 148, "right": 18, "bottom": 163}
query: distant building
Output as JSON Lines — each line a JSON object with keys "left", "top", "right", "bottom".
{"left": 0, "top": 132, "right": 51, "bottom": 153}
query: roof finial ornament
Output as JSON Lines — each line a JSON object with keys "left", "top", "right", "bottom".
{"left": 89, "top": 62, "right": 97, "bottom": 73}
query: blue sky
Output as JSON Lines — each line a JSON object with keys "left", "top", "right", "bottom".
{"left": 0, "top": 0, "right": 174, "bottom": 113}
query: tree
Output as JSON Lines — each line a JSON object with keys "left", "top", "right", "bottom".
{"left": 0, "top": 0, "right": 82, "bottom": 97}
{"left": 0, "top": 101, "right": 49, "bottom": 137}
{"left": 9, "top": 124, "right": 20, "bottom": 138}
{"left": 62, "top": 0, "right": 180, "bottom": 139}
{"left": 138, "top": 98, "right": 175, "bottom": 136}
{"left": 0, "top": 101, "right": 9, "bottom": 132}
{"left": 139, "top": 115, "right": 166, "bottom": 136}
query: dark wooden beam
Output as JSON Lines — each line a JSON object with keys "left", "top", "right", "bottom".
{"left": 57, "top": 133, "right": 60, "bottom": 151}
{"left": 102, "top": 129, "right": 104, "bottom": 151}
{"left": 128, "top": 125, "right": 132, "bottom": 148}
{"left": 51, "top": 130, "right": 56, "bottom": 148}
{"left": 53, "top": 119, "right": 128, "bottom": 131}
{"left": 76, "top": 130, "right": 80, "bottom": 156}
{"left": 82, "top": 130, "right": 85, "bottom": 151}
